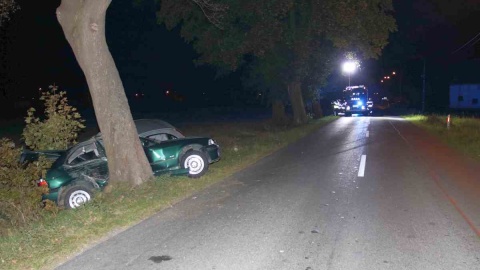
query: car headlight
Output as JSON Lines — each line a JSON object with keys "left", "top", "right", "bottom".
{"left": 208, "top": 139, "right": 216, "bottom": 145}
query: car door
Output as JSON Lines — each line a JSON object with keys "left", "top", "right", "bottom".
{"left": 64, "top": 141, "right": 108, "bottom": 185}
{"left": 142, "top": 138, "right": 181, "bottom": 174}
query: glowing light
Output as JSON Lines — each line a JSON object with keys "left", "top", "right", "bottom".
{"left": 392, "top": 71, "right": 396, "bottom": 75}
{"left": 342, "top": 61, "right": 357, "bottom": 74}
{"left": 381, "top": 80, "right": 384, "bottom": 83}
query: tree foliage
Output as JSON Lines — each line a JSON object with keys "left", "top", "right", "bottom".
{"left": 158, "top": 0, "right": 292, "bottom": 69}
{"left": 0, "top": 0, "right": 19, "bottom": 27}
{"left": 23, "top": 85, "right": 85, "bottom": 151}
{"left": 159, "top": 0, "right": 396, "bottom": 67}
{"left": 0, "top": 138, "right": 49, "bottom": 232}
{"left": 158, "top": 0, "right": 396, "bottom": 123}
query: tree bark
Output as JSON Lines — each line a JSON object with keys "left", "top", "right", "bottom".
{"left": 312, "top": 100, "right": 323, "bottom": 119}
{"left": 271, "top": 99, "right": 287, "bottom": 125}
{"left": 287, "top": 81, "right": 308, "bottom": 124}
{"left": 56, "top": 0, "right": 153, "bottom": 186}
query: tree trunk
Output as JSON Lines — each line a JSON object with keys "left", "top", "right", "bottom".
{"left": 287, "top": 81, "right": 308, "bottom": 124}
{"left": 271, "top": 99, "right": 287, "bottom": 125}
{"left": 312, "top": 100, "right": 323, "bottom": 119}
{"left": 56, "top": 0, "right": 153, "bottom": 186}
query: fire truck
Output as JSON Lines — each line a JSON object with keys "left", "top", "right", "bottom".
{"left": 333, "top": 85, "right": 373, "bottom": 116}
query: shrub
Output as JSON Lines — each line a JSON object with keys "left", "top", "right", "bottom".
{"left": 0, "top": 138, "right": 50, "bottom": 234}
{"left": 22, "top": 85, "right": 85, "bottom": 150}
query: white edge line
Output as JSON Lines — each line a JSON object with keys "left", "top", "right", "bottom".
{"left": 358, "top": 155, "right": 366, "bottom": 177}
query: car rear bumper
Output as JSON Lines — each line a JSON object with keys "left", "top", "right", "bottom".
{"left": 42, "top": 188, "right": 60, "bottom": 203}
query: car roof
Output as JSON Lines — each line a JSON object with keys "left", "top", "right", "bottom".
{"left": 93, "top": 119, "right": 184, "bottom": 142}
{"left": 134, "top": 119, "right": 175, "bottom": 134}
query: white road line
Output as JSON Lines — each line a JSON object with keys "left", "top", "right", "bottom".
{"left": 366, "top": 131, "right": 370, "bottom": 138}
{"left": 358, "top": 155, "right": 367, "bottom": 177}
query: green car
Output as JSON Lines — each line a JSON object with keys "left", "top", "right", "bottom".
{"left": 25, "top": 119, "right": 220, "bottom": 209}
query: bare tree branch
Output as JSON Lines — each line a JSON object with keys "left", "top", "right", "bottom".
{"left": 0, "top": 0, "right": 19, "bottom": 27}
{"left": 190, "top": 0, "right": 228, "bottom": 29}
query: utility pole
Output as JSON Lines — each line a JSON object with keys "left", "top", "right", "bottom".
{"left": 422, "top": 58, "right": 426, "bottom": 113}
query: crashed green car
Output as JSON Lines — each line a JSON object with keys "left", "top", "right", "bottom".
{"left": 22, "top": 119, "right": 220, "bottom": 209}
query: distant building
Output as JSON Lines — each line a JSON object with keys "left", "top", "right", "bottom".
{"left": 449, "top": 84, "right": 480, "bottom": 109}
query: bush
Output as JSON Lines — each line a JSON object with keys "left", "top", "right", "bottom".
{"left": 0, "top": 138, "right": 50, "bottom": 234}
{"left": 22, "top": 85, "right": 85, "bottom": 150}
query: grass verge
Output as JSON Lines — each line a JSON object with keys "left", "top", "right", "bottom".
{"left": 0, "top": 117, "right": 337, "bottom": 270}
{"left": 404, "top": 114, "right": 480, "bottom": 160}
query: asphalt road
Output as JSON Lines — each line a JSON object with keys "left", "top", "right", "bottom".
{"left": 57, "top": 117, "right": 480, "bottom": 270}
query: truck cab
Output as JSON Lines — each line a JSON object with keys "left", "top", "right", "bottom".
{"left": 343, "top": 85, "right": 372, "bottom": 116}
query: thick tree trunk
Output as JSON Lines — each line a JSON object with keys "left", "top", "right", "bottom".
{"left": 56, "top": 0, "right": 153, "bottom": 186}
{"left": 271, "top": 99, "right": 287, "bottom": 125}
{"left": 287, "top": 81, "right": 308, "bottom": 124}
{"left": 312, "top": 100, "right": 323, "bottom": 119}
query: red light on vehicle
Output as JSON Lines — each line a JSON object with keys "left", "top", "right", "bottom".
{"left": 37, "top": 179, "right": 48, "bottom": 187}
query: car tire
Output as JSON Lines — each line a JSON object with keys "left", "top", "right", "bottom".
{"left": 181, "top": 150, "right": 209, "bottom": 178}
{"left": 64, "top": 185, "right": 93, "bottom": 209}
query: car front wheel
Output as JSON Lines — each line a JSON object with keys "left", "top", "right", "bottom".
{"left": 64, "top": 186, "right": 93, "bottom": 209}
{"left": 181, "top": 150, "right": 209, "bottom": 178}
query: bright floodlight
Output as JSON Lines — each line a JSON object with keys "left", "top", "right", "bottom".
{"left": 342, "top": 61, "right": 357, "bottom": 74}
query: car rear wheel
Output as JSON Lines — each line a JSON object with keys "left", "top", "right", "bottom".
{"left": 64, "top": 186, "right": 93, "bottom": 209}
{"left": 181, "top": 150, "right": 209, "bottom": 178}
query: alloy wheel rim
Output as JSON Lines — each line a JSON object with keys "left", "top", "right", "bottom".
{"left": 184, "top": 155, "right": 204, "bottom": 175}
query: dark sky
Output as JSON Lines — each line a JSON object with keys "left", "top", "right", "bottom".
{"left": 324, "top": 0, "right": 480, "bottom": 108}
{"left": 1, "top": 0, "right": 480, "bottom": 114}
{"left": 0, "top": 0, "right": 240, "bottom": 108}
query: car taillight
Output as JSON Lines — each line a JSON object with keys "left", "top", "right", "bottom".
{"left": 37, "top": 179, "right": 48, "bottom": 187}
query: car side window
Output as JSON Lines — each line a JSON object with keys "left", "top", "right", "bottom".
{"left": 147, "top": 133, "right": 177, "bottom": 143}
{"left": 68, "top": 145, "right": 100, "bottom": 165}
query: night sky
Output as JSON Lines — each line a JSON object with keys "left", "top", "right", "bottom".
{"left": 1, "top": 0, "right": 479, "bottom": 118}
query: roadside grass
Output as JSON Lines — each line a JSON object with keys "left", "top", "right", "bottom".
{"left": 404, "top": 114, "right": 480, "bottom": 160}
{"left": 0, "top": 116, "right": 337, "bottom": 270}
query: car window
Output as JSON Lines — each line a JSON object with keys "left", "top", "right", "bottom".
{"left": 140, "top": 137, "right": 158, "bottom": 148}
{"left": 147, "top": 133, "right": 178, "bottom": 143}
{"left": 67, "top": 144, "right": 100, "bottom": 165}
